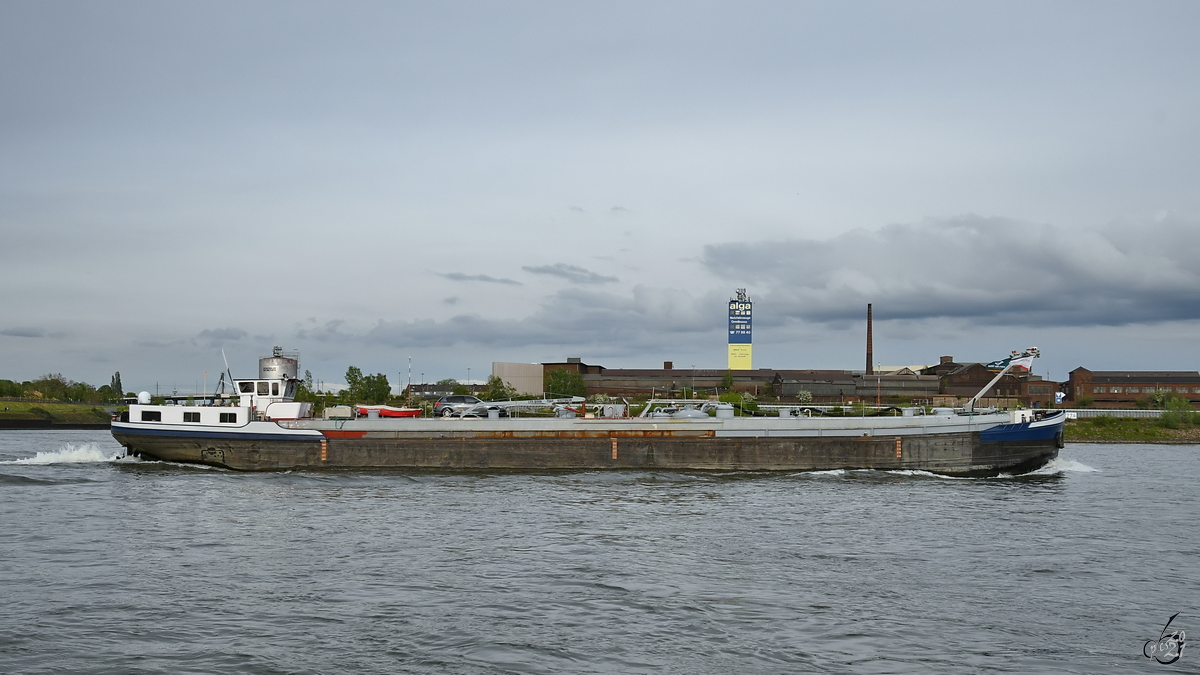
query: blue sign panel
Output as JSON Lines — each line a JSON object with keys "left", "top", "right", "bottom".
{"left": 728, "top": 300, "right": 752, "bottom": 344}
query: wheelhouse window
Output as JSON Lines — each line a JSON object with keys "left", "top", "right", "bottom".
{"left": 239, "top": 382, "right": 255, "bottom": 394}
{"left": 183, "top": 412, "right": 201, "bottom": 423}
{"left": 141, "top": 410, "right": 162, "bottom": 422}
{"left": 219, "top": 412, "right": 237, "bottom": 424}
{"left": 257, "top": 382, "right": 269, "bottom": 395}
{"left": 272, "top": 382, "right": 279, "bottom": 396}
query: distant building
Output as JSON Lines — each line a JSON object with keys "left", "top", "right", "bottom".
{"left": 1066, "top": 368, "right": 1200, "bottom": 408}
{"left": 407, "top": 382, "right": 483, "bottom": 398}
{"left": 537, "top": 360, "right": 940, "bottom": 403}
{"left": 541, "top": 359, "right": 789, "bottom": 397}
{"left": 541, "top": 357, "right": 605, "bottom": 376}
{"left": 773, "top": 370, "right": 858, "bottom": 400}
{"left": 407, "top": 383, "right": 457, "bottom": 398}
{"left": 854, "top": 371, "right": 941, "bottom": 403}
{"left": 531, "top": 354, "right": 1072, "bottom": 407}
{"left": 491, "top": 362, "right": 544, "bottom": 396}
{"left": 922, "top": 356, "right": 1057, "bottom": 408}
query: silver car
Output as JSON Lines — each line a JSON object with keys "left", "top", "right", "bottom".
{"left": 433, "top": 395, "right": 508, "bottom": 417}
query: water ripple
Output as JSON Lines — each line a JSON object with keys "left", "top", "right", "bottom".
{"left": 1, "top": 432, "right": 1196, "bottom": 674}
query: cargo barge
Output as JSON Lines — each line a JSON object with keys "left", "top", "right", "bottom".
{"left": 110, "top": 348, "right": 1064, "bottom": 476}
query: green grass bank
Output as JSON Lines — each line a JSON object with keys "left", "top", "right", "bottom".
{"left": 0, "top": 400, "right": 113, "bottom": 427}
{"left": 1064, "top": 416, "right": 1200, "bottom": 443}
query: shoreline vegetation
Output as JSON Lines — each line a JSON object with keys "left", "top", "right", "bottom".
{"left": 0, "top": 400, "right": 112, "bottom": 428}
{"left": 1063, "top": 416, "right": 1200, "bottom": 444}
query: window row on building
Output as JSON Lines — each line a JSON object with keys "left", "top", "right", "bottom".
{"left": 1091, "top": 386, "right": 1200, "bottom": 394}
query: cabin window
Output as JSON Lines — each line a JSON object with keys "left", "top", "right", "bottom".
{"left": 183, "top": 412, "right": 201, "bottom": 422}
{"left": 141, "top": 410, "right": 161, "bottom": 422}
{"left": 219, "top": 412, "right": 237, "bottom": 424}
{"left": 272, "top": 382, "right": 279, "bottom": 396}
{"left": 239, "top": 382, "right": 255, "bottom": 393}
{"left": 257, "top": 382, "right": 269, "bottom": 395}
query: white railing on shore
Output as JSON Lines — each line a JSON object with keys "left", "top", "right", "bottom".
{"left": 1060, "top": 408, "right": 1164, "bottom": 418}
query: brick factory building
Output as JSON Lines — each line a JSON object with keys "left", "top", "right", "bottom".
{"left": 1065, "top": 368, "right": 1200, "bottom": 408}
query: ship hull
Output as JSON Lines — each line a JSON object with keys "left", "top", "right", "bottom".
{"left": 111, "top": 413, "right": 1063, "bottom": 476}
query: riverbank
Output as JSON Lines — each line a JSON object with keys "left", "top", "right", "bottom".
{"left": 0, "top": 401, "right": 112, "bottom": 429}
{"left": 1064, "top": 416, "right": 1200, "bottom": 443}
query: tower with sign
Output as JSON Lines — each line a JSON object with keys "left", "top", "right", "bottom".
{"left": 727, "top": 289, "right": 752, "bottom": 370}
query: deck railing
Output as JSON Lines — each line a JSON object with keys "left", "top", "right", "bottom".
{"left": 1059, "top": 408, "right": 1164, "bottom": 418}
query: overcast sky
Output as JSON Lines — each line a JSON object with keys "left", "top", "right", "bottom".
{"left": 3, "top": 1, "right": 1199, "bottom": 393}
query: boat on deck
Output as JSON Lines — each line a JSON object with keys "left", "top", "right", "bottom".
{"left": 110, "top": 347, "right": 1064, "bottom": 475}
{"left": 355, "top": 404, "right": 422, "bottom": 418}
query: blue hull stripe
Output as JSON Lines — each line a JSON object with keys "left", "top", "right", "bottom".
{"left": 979, "top": 417, "right": 1066, "bottom": 442}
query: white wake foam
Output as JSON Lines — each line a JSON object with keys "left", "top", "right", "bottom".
{"left": 1024, "top": 457, "right": 1099, "bottom": 475}
{"left": 5, "top": 443, "right": 123, "bottom": 464}
{"left": 885, "top": 469, "right": 975, "bottom": 480}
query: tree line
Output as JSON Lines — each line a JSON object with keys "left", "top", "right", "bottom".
{"left": 0, "top": 366, "right": 590, "bottom": 407}
{"left": 291, "top": 367, "right": 587, "bottom": 407}
{"left": 0, "top": 372, "right": 125, "bottom": 404}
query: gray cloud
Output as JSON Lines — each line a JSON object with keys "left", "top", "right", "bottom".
{"left": 295, "top": 320, "right": 346, "bottom": 342}
{"left": 439, "top": 272, "right": 522, "bottom": 285}
{"left": 197, "top": 328, "right": 249, "bottom": 348}
{"left": 3, "top": 4, "right": 1200, "bottom": 386}
{"left": 293, "top": 286, "right": 722, "bottom": 352}
{"left": 522, "top": 263, "right": 619, "bottom": 284}
{"left": 1, "top": 327, "right": 45, "bottom": 338}
{"left": 198, "top": 327, "right": 248, "bottom": 342}
{"left": 702, "top": 214, "right": 1200, "bottom": 327}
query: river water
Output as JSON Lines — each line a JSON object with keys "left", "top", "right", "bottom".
{"left": 0, "top": 430, "right": 1195, "bottom": 674}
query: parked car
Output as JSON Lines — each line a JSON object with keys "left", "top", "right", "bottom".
{"left": 433, "top": 395, "right": 508, "bottom": 417}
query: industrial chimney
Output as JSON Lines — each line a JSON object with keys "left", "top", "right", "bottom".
{"left": 865, "top": 304, "right": 873, "bottom": 375}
